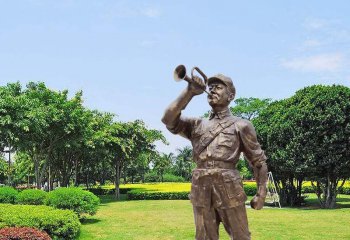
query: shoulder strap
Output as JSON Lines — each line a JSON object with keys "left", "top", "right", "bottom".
{"left": 197, "top": 117, "right": 238, "bottom": 155}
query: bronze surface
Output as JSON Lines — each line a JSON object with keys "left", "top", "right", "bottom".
{"left": 162, "top": 65, "right": 268, "bottom": 240}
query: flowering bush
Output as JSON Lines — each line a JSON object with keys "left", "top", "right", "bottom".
{"left": 0, "top": 227, "right": 51, "bottom": 240}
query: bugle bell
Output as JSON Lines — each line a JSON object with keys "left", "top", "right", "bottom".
{"left": 173, "top": 65, "right": 209, "bottom": 94}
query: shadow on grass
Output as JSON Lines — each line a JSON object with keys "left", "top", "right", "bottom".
{"left": 98, "top": 194, "right": 128, "bottom": 205}
{"left": 81, "top": 218, "right": 101, "bottom": 225}
{"left": 301, "top": 195, "right": 350, "bottom": 210}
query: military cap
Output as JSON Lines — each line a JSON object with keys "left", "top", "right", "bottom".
{"left": 207, "top": 74, "right": 236, "bottom": 95}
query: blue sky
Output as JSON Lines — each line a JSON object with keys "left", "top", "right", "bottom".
{"left": 1, "top": 1, "right": 350, "bottom": 153}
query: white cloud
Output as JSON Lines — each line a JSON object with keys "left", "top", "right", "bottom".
{"left": 141, "top": 7, "right": 161, "bottom": 18}
{"left": 302, "top": 39, "right": 322, "bottom": 48}
{"left": 281, "top": 53, "right": 344, "bottom": 72}
{"left": 304, "top": 18, "right": 329, "bottom": 30}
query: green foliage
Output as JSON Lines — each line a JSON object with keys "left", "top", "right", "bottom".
{"left": 237, "top": 158, "right": 253, "bottom": 180}
{"left": 230, "top": 97, "right": 272, "bottom": 120}
{"left": 338, "top": 186, "right": 350, "bottom": 195}
{"left": 0, "top": 186, "right": 18, "bottom": 204}
{"left": 0, "top": 157, "right": 7, "bottom": 182}
{"left": 127, "top": 190, "right": 189, "bottom": 200}
{"left": 45, "top": 187, "right": 100, "bottom": 218}
{"left": 12, "top": 152, "right": 34, "bottom": 185}
{"left": 144, "top": 171, "right": 160, "bottom": 182}
{"left": 244, "top": 183, "right": 257, "bottom": 196}
{"left": 0, "top": 81, "right": 167, "bottom": 200}
{"left": 255, "top": 85, "right": 350, "bottom": 208}
{"left": 0, "top": 227, "right": 51, "bottom": 240}
{"left": 172, "top": 146, "right": 194, "bottom": 181}
{"left": 144, "top": 172, "right": 185, "bottom": 183}
{"left": 163, "top": 173, "right": 186, "bottom": 182}
{"left": 0, "top": 204, "right": 80, "bottom": 240}
{"left": 86, "top": 187, "right": 116, "bottom": 196}
{"left": 16, "top": 189, "right": 47, "bottom": 205}
{"left": 126, "top": 183, "right": 258, "bottom": 200}
{"left": 302, "top": 185, "right": 350, "bottom": 195}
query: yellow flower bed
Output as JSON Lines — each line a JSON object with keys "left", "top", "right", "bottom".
{"left": 100, "top": 181, "right": 257, "bottom": 193}
{"left": 121, "top": 183, "right": 191, "bottom": 192}
{"left": 303, "top": 181, "right": 350, "bottom": 187}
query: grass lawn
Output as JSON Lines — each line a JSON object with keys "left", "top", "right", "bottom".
{"left": 78, "top": 194, "right": 350, "bottom": 240}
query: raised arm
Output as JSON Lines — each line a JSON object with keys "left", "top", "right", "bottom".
{"left": 236, "top": 119, "right": 268, "bottom": 210}
{"left": 161, "top": 76, "right": 206, "bottom": 129}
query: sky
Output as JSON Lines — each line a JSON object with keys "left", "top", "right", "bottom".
{"left": 1, "top": 1, "right": 350, "bottom": 154}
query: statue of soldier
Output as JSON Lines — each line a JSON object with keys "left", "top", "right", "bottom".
{"left": 162, "top": 70, "right": 268, "bottom": 240}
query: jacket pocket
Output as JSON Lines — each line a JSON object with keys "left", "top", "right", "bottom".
{"left": 218, "top": 128, "right": 236, "bottom": 147}
{"left": 190, "top": 184, "right": 210, "bottom": 207}
{"left": 222, "top": 171, "right": 247, "bottom": 204}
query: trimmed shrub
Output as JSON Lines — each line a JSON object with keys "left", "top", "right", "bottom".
{"left": 144, "top": 172, "right": 160, "bottom": 182}
{"left": 0, "top": 204, "right": 80, "bottom": 239}
{"left": 17, "top": 189, "right": 48, "bottom": 205}
{"left": 0, "top": 227, "right": 51, "bottom": 240}
{"left": 87, "top": 187, "right": 117, "bottom": 195}
{"left": 127, "top": 190, "right": 189, "bottom": 200}
{"left": 339, "top": 186, "right": 350, "bottom": 195}
{"left": 119, "top": 188, "right": 131, "bottom": 194}
{"left": 301, "top": 186, "right": 314, "bottom": 194}
{"left": 46, "top": 187, "right": 100, "bottom": 218}
{"left": 302, "top": 185, "right": 350, "bottom": 195}
{"left": 162, "top": 173, "right": 186, "bottom": 182}
{"left": 243, "top": 184, "right": 257, "bottom": 196}
{"left": 0, "top": 187, "right": 18, "bottom": 204}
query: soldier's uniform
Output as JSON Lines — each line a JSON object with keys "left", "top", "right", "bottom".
{"left": 167, "top": 108, "right": 267, "bottom": 240}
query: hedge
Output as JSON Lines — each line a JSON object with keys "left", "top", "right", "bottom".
{"left": 17, "top": 189, "right": 48, "bottom": 205}
{"left": 302, "top": 185, "right": 350, "bottom": 195}
{"left": 0, "top": 187, "right": 18, "bottom": 204}
{"left": 128, "top": 190, "right": 189, "bottom": 200}
{"left": 0, "top": 204, "right": 80, "bottom": 240}
{"left": 46, "top": 187, "right": 100, "bottom": 218}
{"left": 127, "top": 184, "right": 258, "bottom": 200}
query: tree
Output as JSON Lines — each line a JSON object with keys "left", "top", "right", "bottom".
{"left": 153, "top": 153, "right": 172, "bottom": 182}
{"left": 0, "top": 83, "right": 29, "bottom": 185}
{"left": 12, "top": 152, "right": 34, "bottom": 186}
{"left": 174, "top": 146, "right": 194, "bottom": 181}
{"left": 103, "top": 120, "right": 166, "bottom": 199}
{"left": 230, "top": 97, "right": 271, "bottom": 120}
{"left": 254, "top": 98, "right": 307, "bottom": 206}
{"left": 0, "top": 156, "right": 7, "bottom": 183}
{"left": 255, "top": 85, "right": 350, "bottom": 208}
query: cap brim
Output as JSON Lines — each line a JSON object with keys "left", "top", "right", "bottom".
{"left": 207, "top": 77, "right": 227, "bottom": 86}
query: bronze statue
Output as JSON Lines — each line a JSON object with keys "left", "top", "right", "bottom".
{"left": 162, "top": 65, "right": 268, "bottom": 240}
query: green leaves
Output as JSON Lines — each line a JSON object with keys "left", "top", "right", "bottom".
{"left": 255, "top": 84, "right": 350, "bottom": 207}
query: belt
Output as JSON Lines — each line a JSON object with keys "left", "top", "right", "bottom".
{"left": 196, "top": 160, "right": 235, "bottom": 169}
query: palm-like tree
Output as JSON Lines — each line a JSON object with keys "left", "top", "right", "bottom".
{"left": 175, "top": 146, "right": 194, "bottom": 181}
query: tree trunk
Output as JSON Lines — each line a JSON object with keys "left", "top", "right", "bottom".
{"left": 141, "top": 168, "right": 145, "bottom": 183}
{"left": 34, "top": 161, "right": 40, "bottom": 189}
{"left": 85, "top": 169, "right": 90, "bottom": 189}
{"left": 74, "top": 158, "right": 79, "bottom": 186}
{"left": 115, "top": 160, "right": 122, "bottom": 199}
{"left": 33, "top": 155, "right": 42, "bottom": 189}
{"left": 323, "top": 173, "right": 337, "bottom": 209}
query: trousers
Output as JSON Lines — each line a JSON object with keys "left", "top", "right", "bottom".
{"left": 190, "top": 168, "right": 251, "bottom": 240}
{"left": 193, "top": 204, "right": 251, "bottom": 240}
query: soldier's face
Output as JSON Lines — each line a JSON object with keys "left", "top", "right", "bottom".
{"left": 207, "top": 82, "right": 232, "bottom": 108}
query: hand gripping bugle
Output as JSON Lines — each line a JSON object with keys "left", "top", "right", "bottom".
{"left": 173, "top": 65, "right": 210, "bottom": 94}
